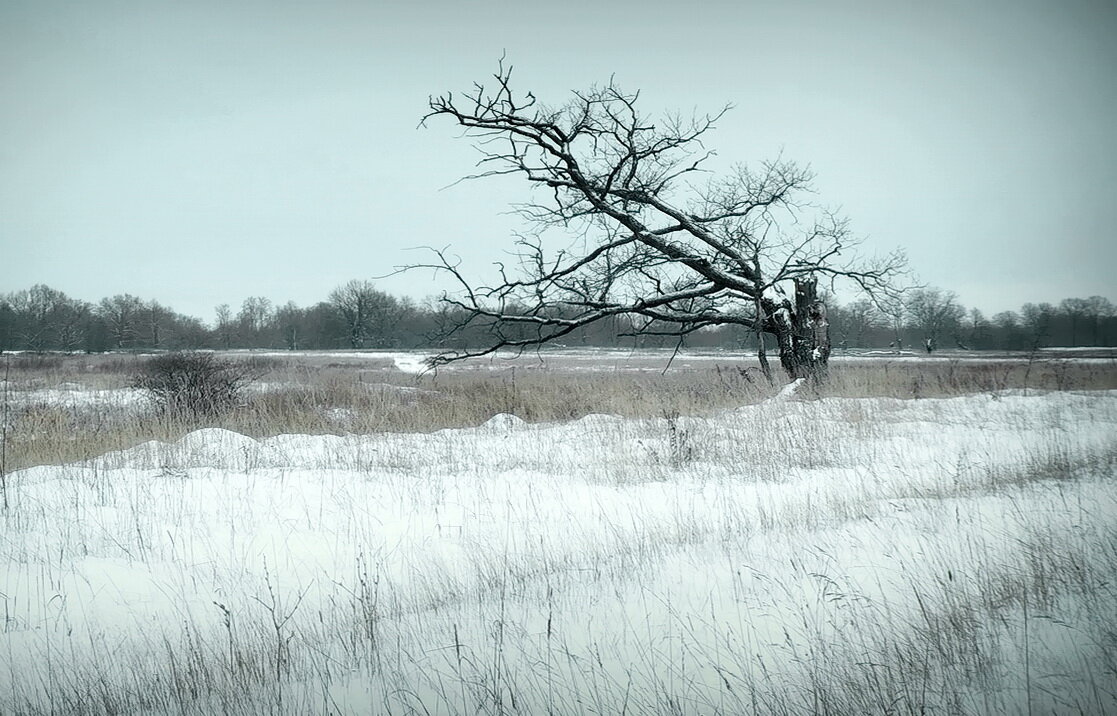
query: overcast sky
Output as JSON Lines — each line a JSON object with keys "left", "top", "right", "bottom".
{"left": 2, "top": 0, "right": 1115, "bottom": 322}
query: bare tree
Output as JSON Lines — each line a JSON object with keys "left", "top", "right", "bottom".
{"left": 836, "top": 298, "right": 883, "bottom": 349}
{"left": 275, "top": 301, "right": 303, "bottom": 350}
{"left": 992, "top": 310, "right": 1028, "bottom": 350}
{"left": 963, "top": 307, "right": 993, "bottom": 350}
{"left": 413, "top": 63, "right": 905, "bottom": 380}
{"left": 1085, "top": 296, "right": 1115, "bottom": 346}
{"left": 1059, "top": 296, "right": 1114, "bottom": 347}
{"left": 328, "top": 280, "right": 405, "bottom": 349}
{"left": 1060, "top": 298, "right": 1090, "bottom": 346}
{"left": 905, "top": 287, "right": 965, "bottom": 352}
{"left": 98, "top": 294, "right": 145, "bottom": 349}
{"left": 237, "top": 297, "right": 275, "bottom": 348}
{"left": 143, "top": 300, "right": 173, "bottom": 350}
{"left": 1021, "top": 302, "right": 1056, "bottom": 349}
{"left": 5, "top": 285, "right": 90, "bottom": 351}
{"left": 214, "top": 304, "right": 235, "bottom": 349}
{"left": 0, "top": 300, "right": 14, "bottom": 352}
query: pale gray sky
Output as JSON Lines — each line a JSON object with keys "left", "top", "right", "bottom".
{"left": 2, "top": 0, "right": 1115, "bottom": 321}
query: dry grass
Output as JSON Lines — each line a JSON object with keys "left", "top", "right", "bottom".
{"left": 2, "top": 351, "right": 1115, "bottom": 472}
{"left": 819, "top": 357, "right": 1117, "bottom": 398}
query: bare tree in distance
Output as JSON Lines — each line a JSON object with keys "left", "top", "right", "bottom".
{"left": 330, "top": 280, "right": 377, "bottom": 349}
{"left": 830, "top": 297, "right": 883, "bottom": 351}
{"left": 905, "top": 287, "right": 965, "bottom": 352}
{"left": 329, "top": 280, "right": 408, "bottom": 349}
{"left": 5, "top": 285, "right": 90, "bottom": 351}
{"left": 1021, "top": 302, "right": 1057, "bottom": 349}
{"left": 144, "top": 300, "right": 173, "bottom": 350}
{"left": 98, "top": 294, "right": 145, "bottom": 349}
{"left": 237, "top": 297, "right": 274, "bottom": 348}
{"left": 214, "top": 304, "right": 235, "bottom": 349}
{"left": 964, "top": 307, "right": 994, "bottom": 350}
{"left": 411, "top": 61, "right": 907, "bottom": 381}
{"left": 1062, "top": 296, "right": 1115, "bottom": 347}
{"left": 1085, "top": 296, "right": 1115, "bottom": 346}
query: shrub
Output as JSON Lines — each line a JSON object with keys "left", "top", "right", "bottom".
{"left": 132, "top": 352, "right": 257, "bottom": 419}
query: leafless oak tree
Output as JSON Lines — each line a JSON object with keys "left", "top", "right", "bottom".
{"left": 905, "top": 287, "right": 965, "bottom": 352}
{"left": 98, "top": 294, "right": 145, "bottom": 349}
{"left": 329, "top": 280, "right": 408, "bottom": 349}
{"left": 414, "top": 62, "right": 906, "bottom": 381}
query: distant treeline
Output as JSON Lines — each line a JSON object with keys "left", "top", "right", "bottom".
{"left": 1, "top": 282, "right": 1114, "bottom": 353}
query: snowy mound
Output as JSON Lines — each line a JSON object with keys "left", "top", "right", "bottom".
{"left": 176, "top": 427, "right": 258, "bottom": 452}
{"left": 572, "top": 413, "right": 624, "bottom": 428}
{"left": 481, "top": 413, "right": 526, "bottom": 430}
{"left": 173, "top": 428, "right": 260, "bottom": 465}
{"left": 93, "top": 427, "right": 261, "bottom": 470}
{"left": 768, "top": 377, "right": 805, "bottom": 402}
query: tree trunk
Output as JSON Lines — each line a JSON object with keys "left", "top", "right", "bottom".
{"left": 771, "top": 278, "right": 831, "bottom": 383}
{"left": 754, "top": 295, "right": 775, "bottom": 385}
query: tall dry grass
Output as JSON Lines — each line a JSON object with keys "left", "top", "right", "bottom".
{"left": 2, "top": 351, "right": 1115, "bottom": 472}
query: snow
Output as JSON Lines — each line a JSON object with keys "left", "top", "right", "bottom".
{"left": 479, "top": 412, "right": 526, "bottom": 431}
{"left": 222, "top": 349, "right": 431, "bottom": 373}
{"left": 2, "top": 390, "right": 1116, "bottom": 713}
{"left": 770, "top": 377, "right": 805, "bottom": 401}
{"left": 388, "top": 352, "right": 430, "bottom": 373}
{"left": 3, "top": 384, "right": 147, "bottom": 410}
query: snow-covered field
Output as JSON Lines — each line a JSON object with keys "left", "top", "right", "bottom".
{"left": 2, "top": 387, "right": 1116, "bottom": 714}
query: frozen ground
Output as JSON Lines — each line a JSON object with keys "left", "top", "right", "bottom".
{"left": 2, "top": 389, "right": 1116, "bottom": 714}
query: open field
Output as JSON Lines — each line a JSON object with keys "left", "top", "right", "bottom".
{"left": 1, "top": 350, "right": 1116, "bottom": 714}
{"left": 3, "top": 348, "right": 1116, "bottom": 473}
